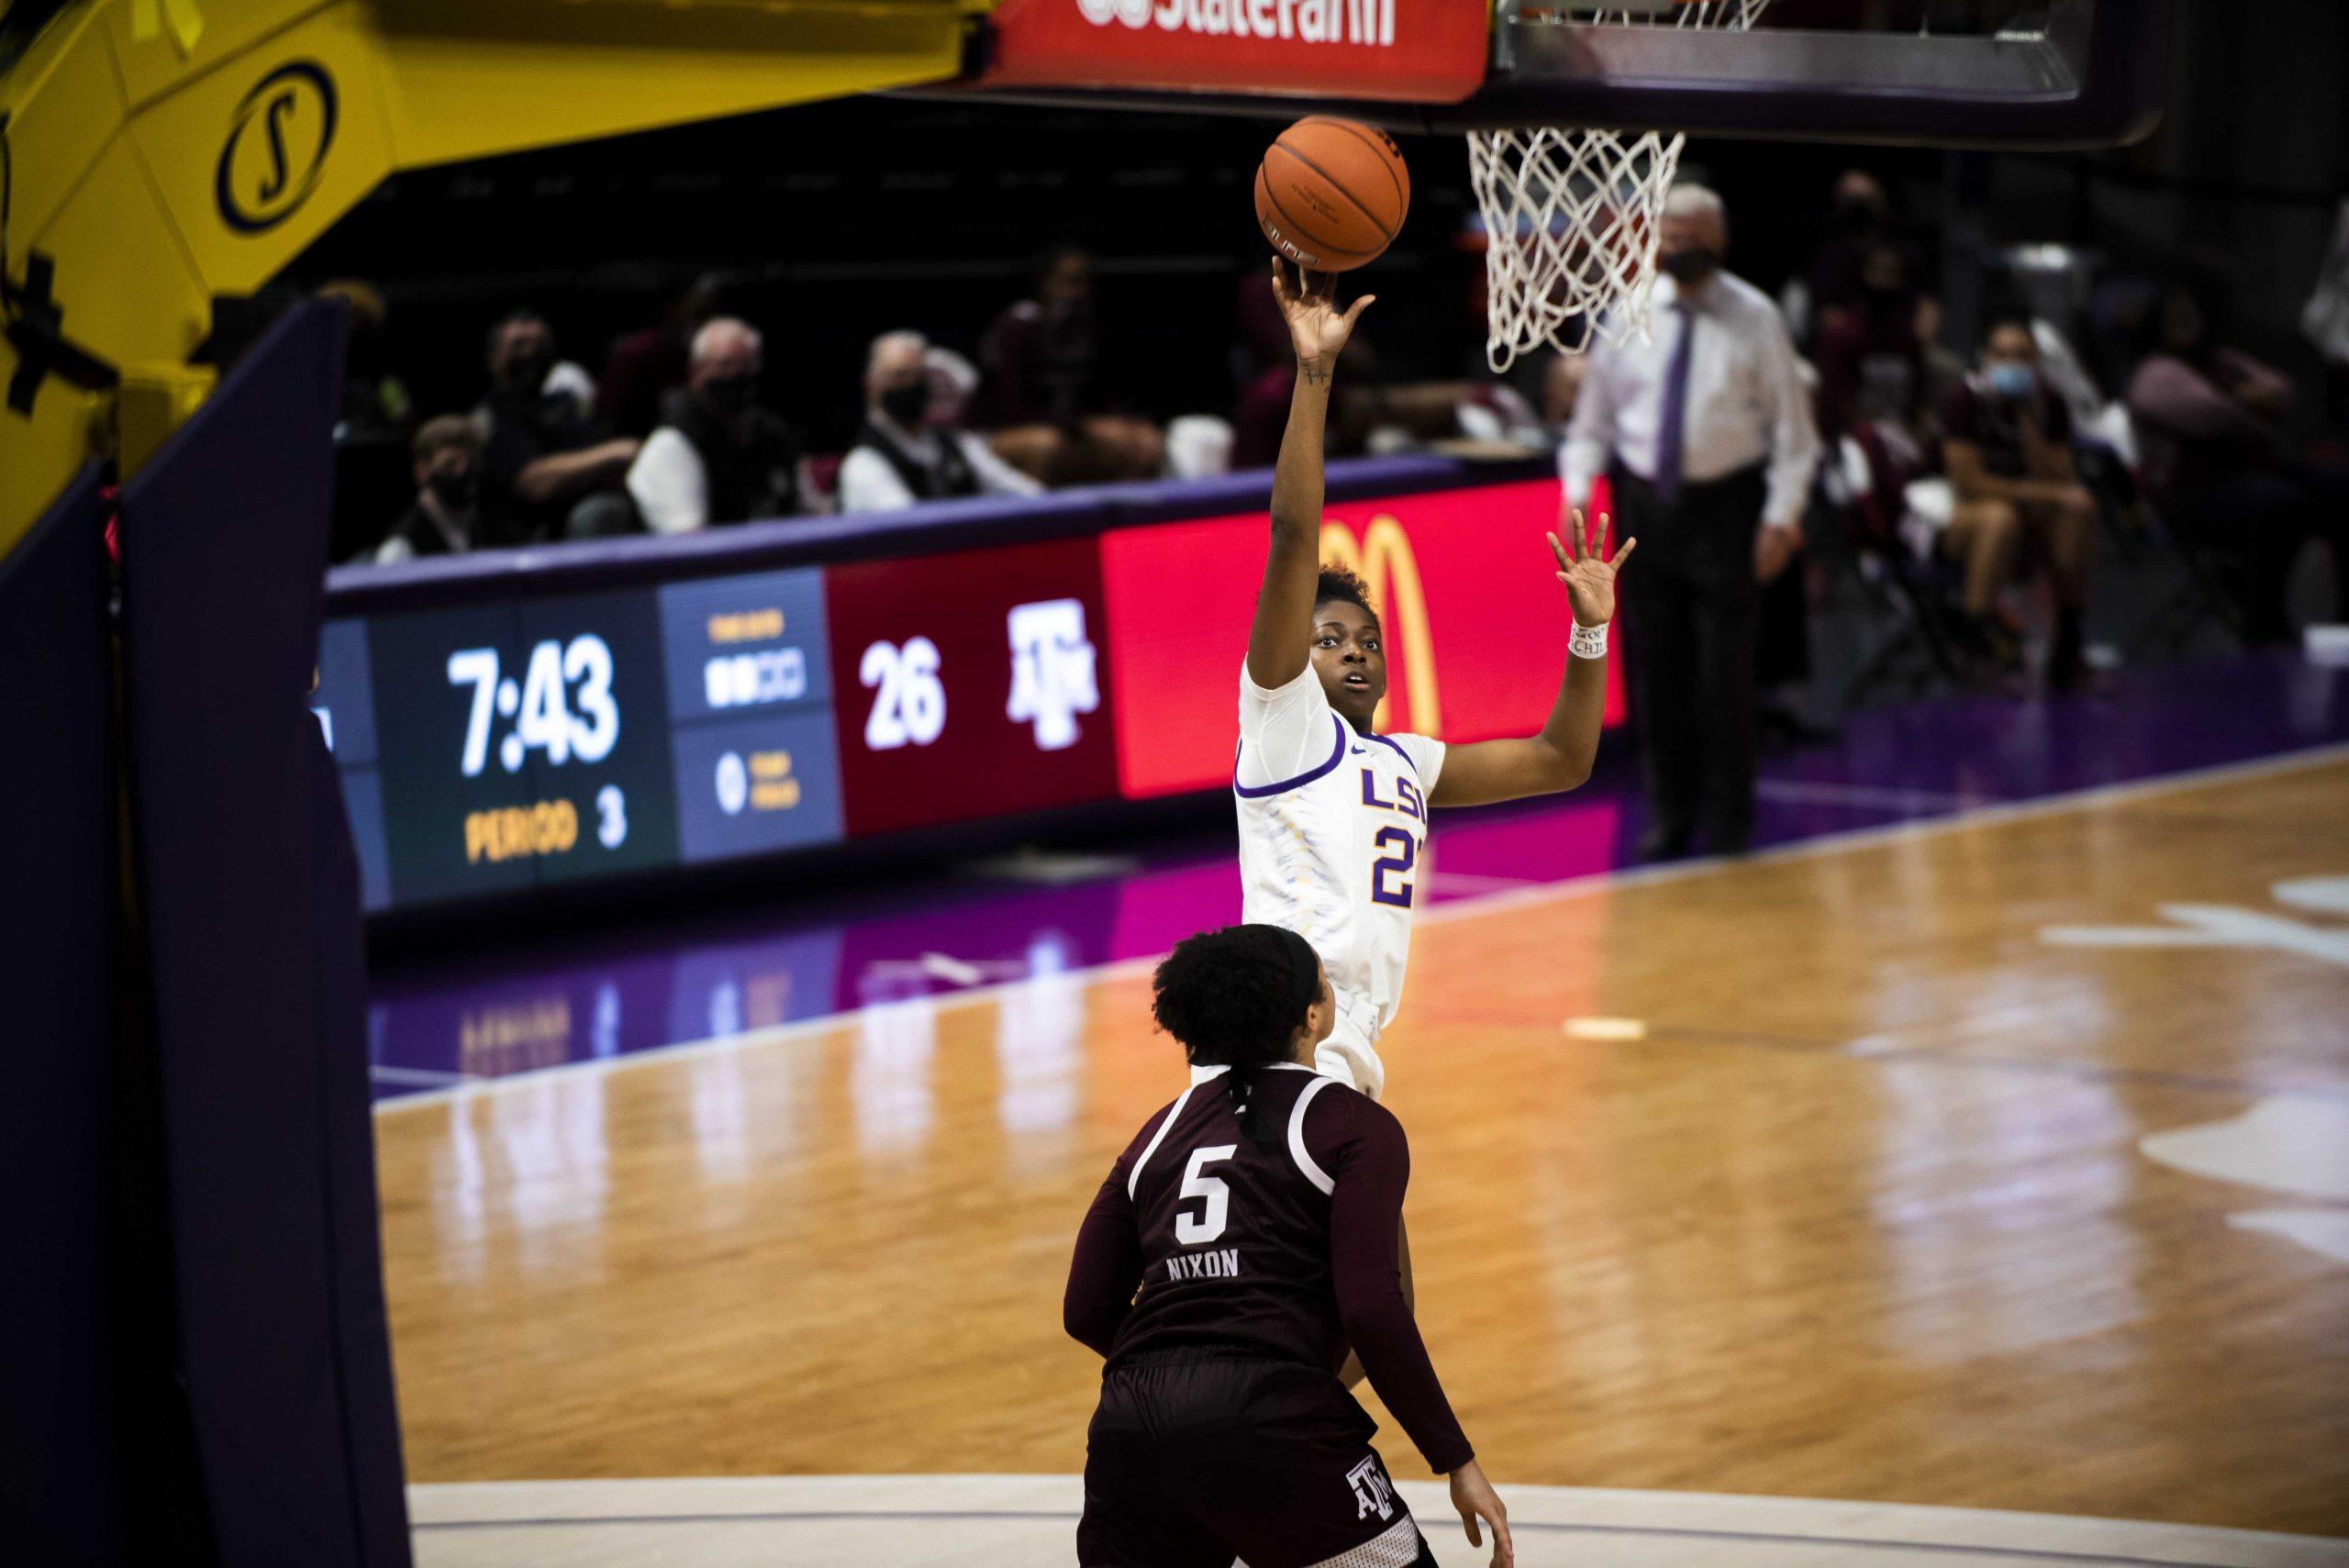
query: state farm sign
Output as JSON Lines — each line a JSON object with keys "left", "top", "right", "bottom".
{"left": 1076, "top": 0, "right": 1392, "bottom": 44}
{"left": 976, "top": 0, "right": 1488, "bottom": 103}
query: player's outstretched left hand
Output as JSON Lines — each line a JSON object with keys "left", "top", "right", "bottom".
{"left": 1449, "top": 1459, "right": 1514, "bottom": 1568}
{"left": 1550, "top": 507, "right": 1636, "bottom": 630}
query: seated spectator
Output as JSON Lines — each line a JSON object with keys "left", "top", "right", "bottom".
{"left": 840, "top": 330, "right": 1046, "bottom": 512}
{"left": 1938, "top": 316, "right": 2099, "bottom": 688}
{"left": 1789, "top": 170, "right": 1925, "bottom": 350}
{"left": 1230, "top": 336, "right": 1380, "bottom": 469}
{"left": 478, "top": 309, "right": 640, "bottom": 544}
{"left": 1913, "top": 295, "right": 1968, "bottom": 439}
{"left": 599, "top": 272, "right": 728, "bottom": 439}
{"left": 2310, "top": 199, "right": 2349, "bottom": 428}
{"left": 979, "top": 247, "right": 1164, "bottom": 484}
{"left": 1543, "top": 351, "right": 1589, "bottom": 434}
{"left": 1814, "top": 242, "right": 1925, "bottom": 444}
{"left": 374, "top": 417, "right": 483, "bottom": 564}
{"left": 626, "top": 317, "right": 806, "bottom": 534}
{"left": 2129, "top": 284, "right": 2347, "bottom": 640}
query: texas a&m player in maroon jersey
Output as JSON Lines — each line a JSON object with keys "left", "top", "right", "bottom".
{"left": 1063, "top": 924, "right": 1511, "bottom": 1568}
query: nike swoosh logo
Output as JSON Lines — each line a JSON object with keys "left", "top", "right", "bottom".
{"left": 1351, "top": 748, "right": 1367, "bottom": 755}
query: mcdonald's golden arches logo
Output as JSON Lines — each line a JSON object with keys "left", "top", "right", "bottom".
{"left": 1318, "top": 514, "right": 1439, "bottom": 737}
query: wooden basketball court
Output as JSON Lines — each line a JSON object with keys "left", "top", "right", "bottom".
{"left": 375, "top": 749, "right": 2349, "bottom": 1551}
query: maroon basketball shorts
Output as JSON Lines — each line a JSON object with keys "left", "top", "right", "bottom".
{"left": 1078, "top": 1351, "right": 1434, "bottom": 1568}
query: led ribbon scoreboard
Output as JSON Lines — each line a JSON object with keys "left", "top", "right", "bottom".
{"left": 316, "top": 462, "right": 1622, "bottom": 914}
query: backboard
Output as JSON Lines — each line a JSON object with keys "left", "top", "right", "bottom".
{"left": 961, "top": 0, "right": 2176, "bottom": 150}
{"left": 1467, "top": 0, "right": 2174, "bottom": 147}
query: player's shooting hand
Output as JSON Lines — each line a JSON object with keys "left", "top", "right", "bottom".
{"left": 1449, "top": 1459, "right": 1514, "bottom": 1568}
{"left": 1550, "top": 508, "right": 1636, "bottom": 630}
{"left": 1272, "top": 259, "right": 1373, "bottom": 372}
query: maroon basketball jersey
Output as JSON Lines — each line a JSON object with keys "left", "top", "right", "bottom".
{"left": 1105, "top": 1062, "right": 1356, "bottom": 1373}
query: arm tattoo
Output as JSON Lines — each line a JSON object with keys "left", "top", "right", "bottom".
{"left": 1300, "top": 363, "right": 1333, "bottom": 386}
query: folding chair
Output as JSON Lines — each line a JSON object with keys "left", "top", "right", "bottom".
{"left": 1815, "top": 428, "right": 1968, "bottom": 712}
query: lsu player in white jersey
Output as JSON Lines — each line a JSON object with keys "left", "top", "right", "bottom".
{"left": 1241, "top": 261, "right": 1634, "bottom": 1098}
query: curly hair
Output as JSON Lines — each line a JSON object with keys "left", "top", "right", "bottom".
{"left": 1314, "top": 565, "right": 1381, "bottom": 628}
{"left": 1151, "top": 925, "right": 1315, "bottom": 1067}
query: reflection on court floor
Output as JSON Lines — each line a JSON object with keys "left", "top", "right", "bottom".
{"left": 377, "top": 745, "right": 2349, "bottom": 1543}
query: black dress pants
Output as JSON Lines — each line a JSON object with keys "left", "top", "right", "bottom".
{"left": 1613, "top": 464, "right": 1768, "bottom": 849}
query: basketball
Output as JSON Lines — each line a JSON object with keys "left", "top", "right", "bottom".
{"left": 1254, "top": 116, "right": 1410, "bottom": 273}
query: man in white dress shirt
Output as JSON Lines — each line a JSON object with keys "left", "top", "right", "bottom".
{"left": 626, "top": 317, "right": 806, "bottom": 535}
{"left": 838, "top": 331, "right": 1046, "bottom": 513}
{"left": 1563, "top": 184, "right": 1820, "bottom": 860}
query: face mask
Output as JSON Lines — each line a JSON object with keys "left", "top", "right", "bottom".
{"left": 429, "top": 468, "right": 476, "bottom": 508}
{"left": 1836, "top": 198, "right": 1886, "bottom": 232}
{"left": 1659, "top": 248, "right": 1721, "bottom": 286}
{"left": 1986, "top": 362, "right": 2037, "bottom": 400}
{"left": 878, "top": 383, "right": 930, "bottom": 427}
{"left": 703, "top": 374, "right": 758, "bottom": 416}
{"left": 505, "top": 352, "right": 551, "bottom": 392}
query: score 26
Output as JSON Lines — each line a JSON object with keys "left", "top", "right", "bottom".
{"left": 860, "top": 636, "right": 945, "bottom": 751}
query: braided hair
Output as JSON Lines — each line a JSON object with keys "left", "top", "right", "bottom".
{"left": 1150, "top": 924, "right": 1323, "bottom": 1149}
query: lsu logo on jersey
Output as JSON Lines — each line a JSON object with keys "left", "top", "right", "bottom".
{"left": 1360, "top": 768, "right": 1424, "bottom": 820}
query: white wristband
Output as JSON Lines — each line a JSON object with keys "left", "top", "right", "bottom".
{"left": 1570, "top": 621, "right": 1609, "bottom": 661}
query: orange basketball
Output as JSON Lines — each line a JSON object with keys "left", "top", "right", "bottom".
{"left": 1254, "top": 117, "right": 1410, "bottom": 273}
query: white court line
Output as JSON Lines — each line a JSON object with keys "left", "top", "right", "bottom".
{"left": 1753, "top": 778, "right": 1992, "bottom": 812}
{"left": 1428, "top": 869, "right": 1542, "bottom": 893}
{"left": 375, "top": 740, "right": 2349, "bottom": 1119}
{"left": 370, "top": 1064, "right": 473, "bottom": 1087}
{"left": 404, "top": 1474, "right": 2349, "bottom": 1567}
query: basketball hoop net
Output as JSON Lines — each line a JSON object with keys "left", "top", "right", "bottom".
{"left": 1470, "top": 1, "right": 1773, "bottom": 371}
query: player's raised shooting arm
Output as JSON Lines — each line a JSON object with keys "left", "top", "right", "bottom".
{"left": 1431, "top": 516, "right": 1633, "bottom": 808}
{"left": 1251, "top": 262, "right": 1373, "bottom": 690}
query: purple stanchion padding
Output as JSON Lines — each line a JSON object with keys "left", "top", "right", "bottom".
{"left": 0, "top": 466, "right": 128, "bottom": 1561}
{"left": 117, "top": 302, "right": 411, "bottom": 1567}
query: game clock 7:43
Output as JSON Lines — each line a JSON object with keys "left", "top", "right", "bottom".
{"left": 364, "top": 590, "right": 681, "bottom": 906}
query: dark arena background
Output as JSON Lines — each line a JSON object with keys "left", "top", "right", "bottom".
{"left": 2, "top": 1, "right": 2345, "bottom": 1563}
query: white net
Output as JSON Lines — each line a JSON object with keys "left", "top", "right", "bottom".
{"left": 1470, "top": 1, "right": 1773, "bottom": 371}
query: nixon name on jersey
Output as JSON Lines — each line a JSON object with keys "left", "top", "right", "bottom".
{"left": 1166, "top": 1247, "right": 1243, "bottom": 1282}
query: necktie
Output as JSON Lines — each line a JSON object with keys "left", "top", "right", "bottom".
{"left": 1654, "top": 298, "right": 1695, "bottom": 507}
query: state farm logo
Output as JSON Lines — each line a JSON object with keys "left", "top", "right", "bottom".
{"left": 1075, "top": 0, "right": 1394, "bottom": 46}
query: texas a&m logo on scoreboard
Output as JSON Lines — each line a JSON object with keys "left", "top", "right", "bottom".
{"left": 824, "top": 538, "right": 1122, "bottom": 837}
{"left": 1007, "top": 598, "right": 1103, "bottom": 751}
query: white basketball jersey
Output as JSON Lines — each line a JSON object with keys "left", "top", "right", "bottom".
{"left": 1235, "top": 662, "right": 1446, "bottom": 1080}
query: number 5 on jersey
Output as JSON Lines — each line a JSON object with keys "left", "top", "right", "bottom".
{"left": 1175, "top": 1144, "right": 1237, "bottom": 1245}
